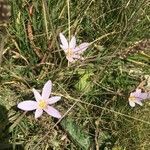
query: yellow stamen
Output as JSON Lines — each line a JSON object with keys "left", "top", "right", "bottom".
{"left": 66, "top": 48, "right": 73, "bottom": 57}
{"left": 129, "top": 96, "right": 136, "bottom": 101}
{"left": 38, "top": 100, "right": 47, "bottom": 109}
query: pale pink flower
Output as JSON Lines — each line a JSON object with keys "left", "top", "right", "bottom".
{"left": 59, "top": 33, "right": 89, "bottom": 63}
{"left": 17, "top": 80, "right": 61, "bottom": 119}
{"left": 128, "top": 89, "right": 150, "bottom": 107}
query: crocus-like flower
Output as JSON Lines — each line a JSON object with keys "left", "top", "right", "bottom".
{"left": 128, "top": 89, "right": 150, "bottom": 107}
{"left": 17, "top": 80, "right": 61, "bottom": 119}
{"left": 59, "top": 33, "right": 89, "bottom": 63}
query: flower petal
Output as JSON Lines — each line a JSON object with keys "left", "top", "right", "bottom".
{"left": 60, "top": 44, "right": 67, "bottom": 52}
{"left": 134, "top": 89, "right": 142, "bottom": 97}
{"left": 32, "top": 88, "right": 42, "bottom": 102}
{"left": 72, "top": 54, "right": 81, "bottom": 59}
{"left": 35, "top": 108, "right": 43, "bottom": 119}
{"left": 74, "top": 43, "right": 89, "bottom": 53}
{"left": 69, "top": 36, "right": 76, "bottom": 49}
{"left": 66, "top": 55, "right": 75, "bottom": 63}
{"left": 47, "top": 96, "right": 61, "bottom": 105}
{"left": 59, "top": 33, "right": 68, "bottom": 49}
{"left": 132, "top": 89, "right": 150, "bottom": 100}
{"left": 17, "top": 100, "right": 37, "bottom": 111}
{"left": 42, "top": 80, "right": 52, "bottom": 99}
{"left": 129, "top": 92, "right": 134, "bottom": 97}
{"left": 129, "top": 101, "right": 135, "bottom": 107}
{"left": 135, "top": 100, "right": 143, "bottom": 106}
{"left": 139, "top": 92, "right": 149, "bottom": 100}
{"left": 44, "top": 106, "right": 61, "bottom": 118}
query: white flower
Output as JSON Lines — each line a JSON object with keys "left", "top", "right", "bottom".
{"left": 17, "top": 80, "right": 61, "bottom": 119}
{"left": 59, "top": 33, "right": 89, "bottom": 63}
{"left": 128, "top": 89, "right": 149, "bottom": 107}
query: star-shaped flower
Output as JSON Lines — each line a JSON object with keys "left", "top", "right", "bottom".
{"left": 17, "top": 80, "right": 61, "bottom": 119}
{"left": 128, "top": 89, "right": 150, "bottom": 107}
{"left": 59, "top": 33, "right": 89, "bottom": 63}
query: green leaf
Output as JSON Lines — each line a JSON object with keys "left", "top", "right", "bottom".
{"left": 60, "top": 118, "right": 93, "bottom": 150}
{"left": 75, "top": 69, "right": 94, "bottom": 93}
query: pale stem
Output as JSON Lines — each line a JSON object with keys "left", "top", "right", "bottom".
{"left": 67, "top": 0, "right": 71, "bottom": 42}
{"left": 89, "top": 31, "right": 119, "bottom": 46}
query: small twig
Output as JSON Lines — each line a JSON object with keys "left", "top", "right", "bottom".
{"left": 9, "top": 112, "right": 27, "bottom": 132}
{"left": 32, "top": 101, "right": 78, "bottom": 150}
{"left": 42, "top": 0, "right": 49, "bottom": 39}
{"left": 27, "top": 21, "right": 43, "bottom": 59}
{"left": 89, "top": 31, "right": 119, "bottom": 46}
{"left": 0, "top": 35, "right": 6, "bottom": 65}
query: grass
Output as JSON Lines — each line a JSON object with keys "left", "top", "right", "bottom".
{"left": 0, "top": 0, "right": 150, "bottom": 149}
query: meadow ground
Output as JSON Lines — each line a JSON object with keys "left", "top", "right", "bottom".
{"left": 0, "top": 0, "right": 150, "bottom": 149}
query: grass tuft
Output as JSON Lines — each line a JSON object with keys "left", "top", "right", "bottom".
{"left": 0, "top": 0, "right": 149, "bottom": 149}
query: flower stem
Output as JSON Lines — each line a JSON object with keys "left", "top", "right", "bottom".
{"left": 67, "top": 0, "right": 71, "bottom": 42}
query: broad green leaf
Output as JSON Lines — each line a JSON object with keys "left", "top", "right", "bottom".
{"left": 60, "top": 118, "right": 93, "bottom": 150}
{"left": 75, "top": 69, "right": 94, "bottom": 93}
